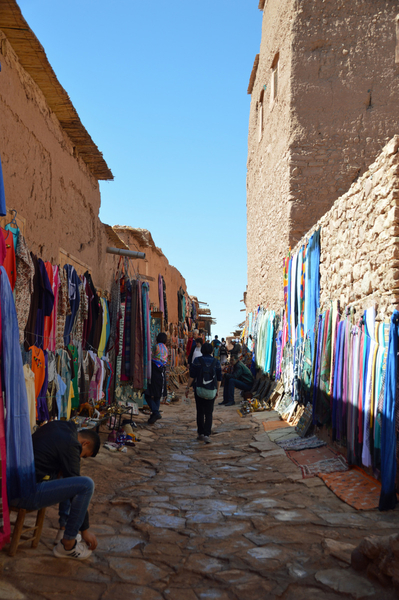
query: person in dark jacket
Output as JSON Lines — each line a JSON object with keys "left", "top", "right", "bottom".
{"left": 185, "top": 342, "right": 221, "bottom": 444}
{"left": 145, "top": 332, "right": 168, "bottom": 424}
{"left": 220, "top": 354, "right": 254, "bottom": 406}
{"left": 10, "top": 420, "right": 100, "bottom": 560}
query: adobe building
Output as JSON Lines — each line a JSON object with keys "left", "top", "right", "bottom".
{"left": 246, "top": 0, "right": 399, "bottom": 311}
{"left": 0, "top": 1, "right": 189, "bottom": 317}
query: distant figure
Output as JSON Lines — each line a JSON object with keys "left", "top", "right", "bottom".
{"left": 187, "top": 329, "right": 200, "bottom": 364}
{"left": 230, "top": 339, "right": 242, "bottom": 359}
{"left": 211, "top": 335, "right": 221, "bottom": 360}
{"left": 219, "top": 338, "right": 228, "bottom": 365}
{"left": 191, "top": 337, "right": 203, "bottom": 363}
{"left": 185, "top": 342, "right": 221, "bottom": 444}
{"left": 219, "top": 354, "right": 254, "bottom": 406}
{"left": 145, "top": 332, "right": 168, "bottom": 424}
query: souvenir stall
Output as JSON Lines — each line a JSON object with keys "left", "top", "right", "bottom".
{"left": 245, "top": 228, "right": 399, "bottom": 510}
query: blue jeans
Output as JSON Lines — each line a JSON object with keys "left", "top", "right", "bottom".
{"left": 223, "top": 378, "right": 252, "bottom": 404}
{"left": 145, "top": 395, "right": 161, "bottom": 417}
{"left": 11, "top": 476, "right": 94, "bottom": 540}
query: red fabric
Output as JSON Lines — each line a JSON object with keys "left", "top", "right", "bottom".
{"left": 1, "top": 228, "right": 16, "bottom": 290}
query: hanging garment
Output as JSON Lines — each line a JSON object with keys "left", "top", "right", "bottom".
{"left": 133, "top": 281, "right": 144, "bottom": 389}
{"left": 14, "top": 234, "right": 34, "bottom": 345}
{"left": 36, "top": 351, "right": 49, "bottom": 422}
{"left": 158, "top": 274, "right": 164, "bottom": 314}
{"left": 30, "top": 345, "right": 45, "bottom": 418}
{"left": 379, "top": 310, "right": 399, "bottom": 511}
{"left": 68, "top": 344, "right": 80, "bottom": 409}
{"left": 43, "top": 261, "right": 54, "bottom": 350}
{"left": 304, "top": 229, "right": 320, "bottom": 355}
{"left": 63, "top": 265, "right": 80, "bottom": 346}
{"left": 23, "top": 364, "right": 36, "bottom": 433}
{"left": 0, "top": 155, "right": 7, "bottom": 216}
{"left": 34, "top": 259, "right": 54, "bottom": 350}
{"left": 1, "top": 266, "right": 36, "bottom": 500}
{"left": 1, "top": 228, "right": 16, "bottom": 291}
{"left": 4, "top": 224, "right": 19, "bottom": 253}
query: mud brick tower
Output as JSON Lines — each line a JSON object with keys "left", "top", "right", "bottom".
{"left": 246, "top": 0, "right": 399, "bottom": 310}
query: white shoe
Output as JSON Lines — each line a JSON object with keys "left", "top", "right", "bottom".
{"left": 54, "top": 530, "right": 82, "bottom": 545}
{"left": 203, "top": 436, "right": 211, "bottom": 444}
{"left": 53, "top": 540, "right": 92, "bottom": 560}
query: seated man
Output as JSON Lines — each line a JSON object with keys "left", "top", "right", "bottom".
{"left": 10, "top": 420, "right": 100, "bottom": 560}
{"left": 220, "top": 354, "right": 254, "bottom": 406}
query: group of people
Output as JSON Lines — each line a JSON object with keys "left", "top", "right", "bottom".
{"left": 10, "top": 331, "right": 253, "bottom": 563}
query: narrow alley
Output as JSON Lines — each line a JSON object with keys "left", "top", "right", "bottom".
{"left": 1, "top": 391, "right": 398, "bottom": 600}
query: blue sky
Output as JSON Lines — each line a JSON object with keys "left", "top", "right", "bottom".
{"left": 18, "top": 0, "right": 262, "bottom": 338}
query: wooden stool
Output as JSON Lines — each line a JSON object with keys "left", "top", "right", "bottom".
{"left": 8, "top": 507, "right": 46, "bottom": 556}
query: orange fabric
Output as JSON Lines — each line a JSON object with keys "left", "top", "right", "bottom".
{"left": 43, "top": 262, "right": 54, "bottom": 350}
{"left": 1, "top": 228, "right": 16, "bottom": 290}
{"left": 319, "top": 466, "right": 383, "bottom": 510}
{"left": 30, "top": 346, "right": 45, "bottom": 418}
{"left": 262, "top": 420, "right": 293, "bottom": 432}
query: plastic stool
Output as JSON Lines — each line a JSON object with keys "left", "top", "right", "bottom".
{"left": 8, "top": 507, "right": 46, "bottom": 556}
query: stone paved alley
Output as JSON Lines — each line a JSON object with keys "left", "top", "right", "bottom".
{"left": 1, "top": 391, "right": 399, "bottom": 600}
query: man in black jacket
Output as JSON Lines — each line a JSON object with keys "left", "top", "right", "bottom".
{"left": 10, "top": 420, "right": 100, "bottom": 560}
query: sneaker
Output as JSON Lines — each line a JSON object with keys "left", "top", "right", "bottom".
{"left": 148, "top": 413, "right": 162, "bottom": 425}
{"left": 54, "top": 530, "right": 82, "bottom": 545}
{"left": 203, "top": 436, "right": 211, "bottom": 444}
{"left": 197, "top": 434, "right": 204, "bottom": 441}
{"left": 53, "top": 540, "right": 92, "bottom": 560}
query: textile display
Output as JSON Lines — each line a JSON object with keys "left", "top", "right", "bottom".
{"left": 320, "top": 467, "right": 383, "bottom": 510}
{"left": 244, "top": 223, "right": 399, "bottom": 510}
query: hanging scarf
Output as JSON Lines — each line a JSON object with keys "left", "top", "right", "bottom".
{"left": 1, "top": 267, "right": 36, "bottom": 501}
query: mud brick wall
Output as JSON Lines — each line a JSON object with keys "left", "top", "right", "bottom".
{"left": 247, "top": 0, "right": 399, "bottom": 312}
{"left": 0, "top": 30, "right": 119, "bottom": 289}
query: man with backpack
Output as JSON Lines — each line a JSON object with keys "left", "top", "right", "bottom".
{"left": 185, "top": 342, "right": 221, "bottom": 444}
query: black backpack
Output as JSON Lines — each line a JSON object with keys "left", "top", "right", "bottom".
{"left": 198, "top": 357, "right": 217, "bottom": 390}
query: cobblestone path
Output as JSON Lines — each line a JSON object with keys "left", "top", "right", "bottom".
{"left": 1, "top": 391, "right": 399, "bottom": 599}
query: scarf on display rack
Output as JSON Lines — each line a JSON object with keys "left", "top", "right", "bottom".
{"left": 1, "top": 266, "right": 37, "bottom": 501}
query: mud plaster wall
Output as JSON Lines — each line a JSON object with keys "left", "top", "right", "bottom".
{"left": 113, "top": 228, "right": 187, "bottom": 326}
{"left": 290, "top": 136, "right": 399, "bottom": 322}
{"left": 0, "top": 32, "right": 118, "bottom": 288}
{"left": 247, "top": 0, "right": 399, "bottom": 312}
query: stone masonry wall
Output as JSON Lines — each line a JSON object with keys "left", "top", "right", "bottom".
{"left": 247, "top": 0, "right": 399, "bottom": 313}
{"left": 291, "top": 136, "right": 399, "bottom": 321}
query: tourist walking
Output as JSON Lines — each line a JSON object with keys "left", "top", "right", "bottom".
{"left": 144, "top": 332, "right": 168, "bottom": 424}
{"left": 185, "top": 342, "right": 221, "bottom": 444}
{"left": 219, "top": 338, "right": 228, "bottom": 365}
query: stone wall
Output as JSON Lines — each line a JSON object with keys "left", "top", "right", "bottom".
{"left": 247, "top": 0, "right": 399, "bottom": 312}
{"left": 291, "top": 136, "right": 399, "bottom": 321}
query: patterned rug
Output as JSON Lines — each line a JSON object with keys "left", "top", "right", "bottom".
{"left": 286, "top": 446, "right": 348, "bottom": 479}
{"left": 277, "top": 435, "right": 326, "bottom": 451}
{"left": 319, "top": 467, "right": 382, "bottom": 510}
{"left": 262, "top": 420, "right": 293, "bottom": 432}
